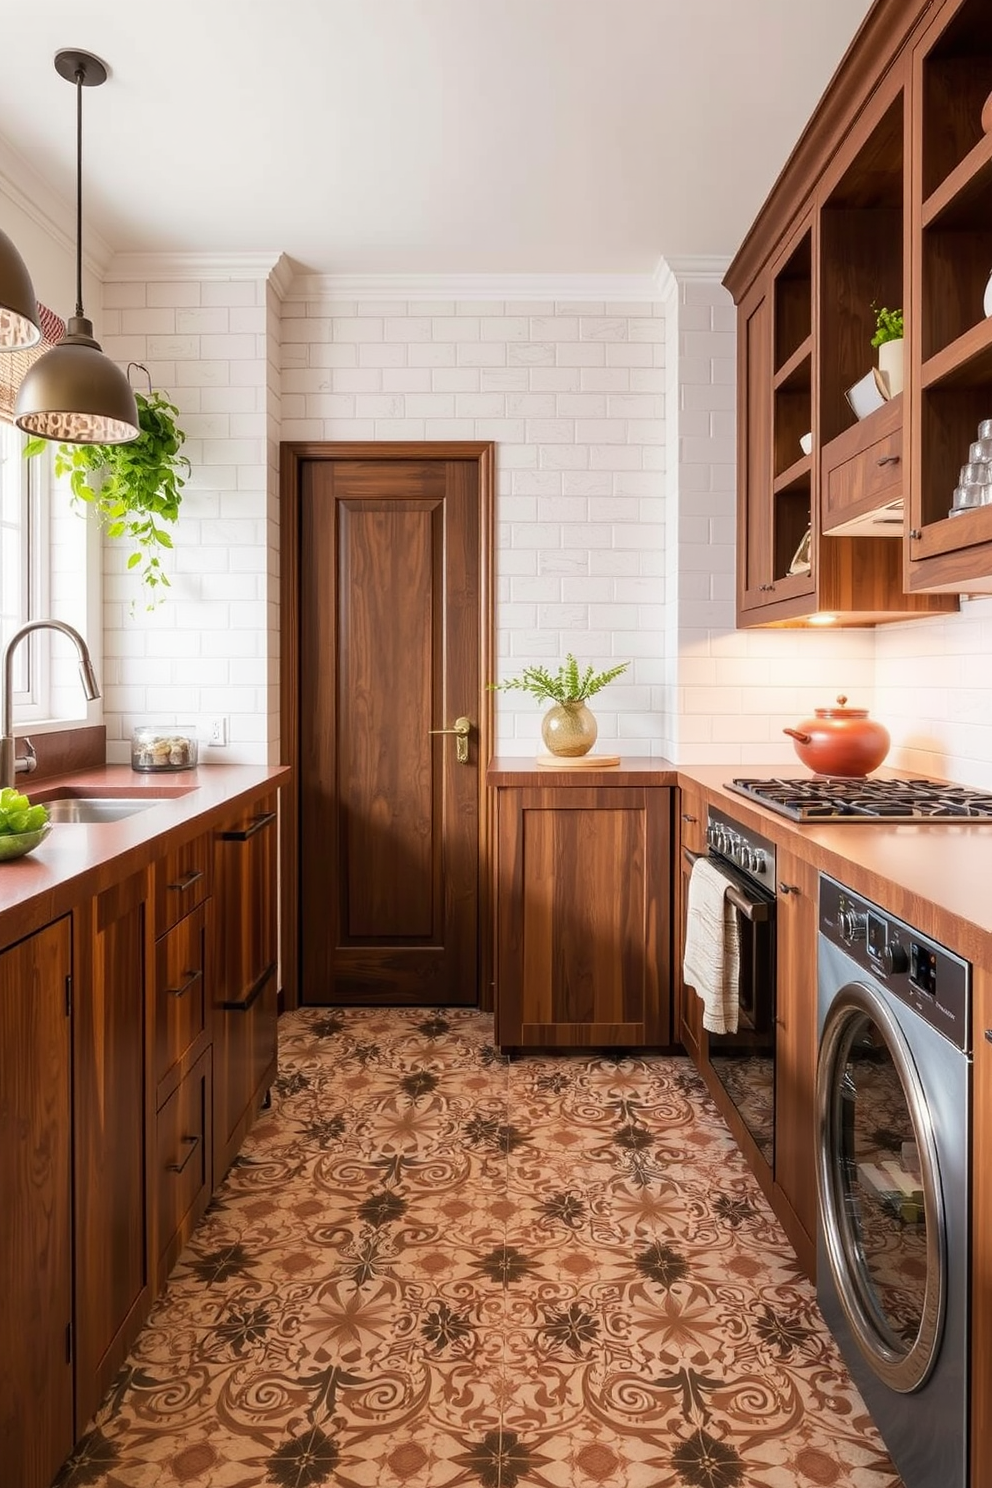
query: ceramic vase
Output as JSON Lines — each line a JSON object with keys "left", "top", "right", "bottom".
{"left": 878, "top": 337, "right": 904, "bottom": 397}
{"left": 541, "top": 701, "right": 597, "bottom": 757}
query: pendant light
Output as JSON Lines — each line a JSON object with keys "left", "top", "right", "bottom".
{"left": 15, "top": 49, "right": 139, "bottom": 445}
{"left": 0, "top": 228, "right": 42, "bottom": 350}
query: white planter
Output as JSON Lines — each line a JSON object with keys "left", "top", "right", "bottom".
{"left": 878, "top": 337, "right": 904, "bottom": 397}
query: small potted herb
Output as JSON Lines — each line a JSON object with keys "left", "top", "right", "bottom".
{"left": 871, "top": 303, "right": 904, "bottom": 396}
{"left": 489, "top": 653, "right": 629, "bottom": 757}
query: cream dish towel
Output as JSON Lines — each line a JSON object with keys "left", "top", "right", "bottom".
{"left": 683, "top": 857, "right": 742, "bottom": 1035}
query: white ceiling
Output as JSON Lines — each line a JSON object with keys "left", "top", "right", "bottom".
{"left": 1, "top": 0, "right": 874, "bottom": 277}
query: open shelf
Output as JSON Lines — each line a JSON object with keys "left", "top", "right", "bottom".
{"left": 774, "top": 452, "right": 812, "bottom": 494}
{"left": 920, "top": 0, "right": 992, "bottom": 199}
{"left": 773, "top": 338, "right": 812, "bottom": 392}
{"left": 922, "top": 318, "right": 992, "bottom": 390}
{"left": 819, "top": 95, "right": 904, "bottom": 447}
{"left": 774, "top": 231, "right": 812, "bottom": 373}
{"left": 922, "top": 130, "right": 992, "bottom": 229}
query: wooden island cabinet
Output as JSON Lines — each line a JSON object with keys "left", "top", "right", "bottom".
{"left": 489, "top": 761, "right": 673, "bottom": 1051}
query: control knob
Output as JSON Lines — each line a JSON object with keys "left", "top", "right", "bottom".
{"left": 838, "top": 906, "right": 867, "bottom": 944}
{"left": 881, "top": 941, "right": 909, "bottom": 976}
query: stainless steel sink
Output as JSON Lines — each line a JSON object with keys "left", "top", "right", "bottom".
{"left": 45, "top": 797, "right": 159, "bottom": 823}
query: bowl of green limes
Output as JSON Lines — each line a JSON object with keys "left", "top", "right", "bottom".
{"left": 0, "top": 787, "right": 51, "bottom": 861}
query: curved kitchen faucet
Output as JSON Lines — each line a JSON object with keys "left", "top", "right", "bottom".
{"left": 0, "top": 619, "right": 101, "bottom": 789}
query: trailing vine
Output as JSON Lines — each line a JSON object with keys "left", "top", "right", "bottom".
{"left": 25, "top": 389, "right": 190, "bottom": 604}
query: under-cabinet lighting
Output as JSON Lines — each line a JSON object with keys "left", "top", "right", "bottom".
{"left": 808, "top": 613, "right": 837, "bottom": 626}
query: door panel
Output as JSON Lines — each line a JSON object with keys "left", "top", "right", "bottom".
{"left": 299, "top": 453, "right": 485, "bottom": 1006}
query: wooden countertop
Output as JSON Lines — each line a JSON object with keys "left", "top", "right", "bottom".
{"left": 0, "top": 763, "right": 290, "bottom": 948}
{"left": 488, "top": 756, "right": 992, "bottom": 963}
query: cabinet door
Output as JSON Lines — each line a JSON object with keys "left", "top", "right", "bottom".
{"left": 737, "top": 275, "right": 776, "bottom": 612}
{"left": 213, "top": 793, "right": 278, "bottom": 1180}
{"left": 73, "top": 870, "right": 152, "bottom": 1432}
{"left": 973, "top": 966, "right": 992, "bottom": 1488}
{"left": 154, "top": 831, "right": 210, "bottom": 936}
{"left": 495, "top": 786, "right": 671, "bottom": 1049}
{"left": 773, "top": 848, "right": 818, "bottom": 1276}
{"left": 0, "top": 918, "right": 73, "bottom": 1488}
{"left": 675, "top": 785, "right": 707, "bottom": 1061}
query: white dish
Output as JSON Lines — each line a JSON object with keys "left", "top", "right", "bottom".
{"left": 799, "top": 431, "right": 813, "bottom": 456}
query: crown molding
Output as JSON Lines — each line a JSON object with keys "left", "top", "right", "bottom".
{"left": 661, "top": 255, "right": 731, "bottom": 283}
{"left": 0, "top": 135, "right": 113, "bottom": 278}
{"left": 267, "top": 253, "right": 295, "bottom": 300}
{"left": 282, "top": 269, "right": 668, "bottom": 303}
{"left": 105, "top": 250, "right": 287, "bottom": 282}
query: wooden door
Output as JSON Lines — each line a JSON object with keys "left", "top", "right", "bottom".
{"left": 0, "top": 917, "right": 73, "bottom": 1488}
{"left": 292, "top": 446, "right": 492, "bottom": 1007}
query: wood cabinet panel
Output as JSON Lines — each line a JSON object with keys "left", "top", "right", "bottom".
{"left": 154, "top": 1048, "right": 211, "bottom": 1289}
{"left": 213, "top": 793, "right": 279, "bottom": 1181}
{"left": 0, "top": 918, "right": 73, "bottom": 1488}
{"left": 73, "top": 870, "right": 152, "bottom": 1433}
{"left": 495, "top": 784, "right": 671, "bottom": 1050}
{"left": 675, "top": 785, "right": 706, "bottom": 1060}
{"left": 772, "top": 849, "right": 818, "bottom": 1276}
{"left": 154, "top": 900, "right": 207, "bottom": 1105}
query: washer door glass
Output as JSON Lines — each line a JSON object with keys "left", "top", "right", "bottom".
{"left": 816, "top": 981, "right": 945, "bottom": 1392}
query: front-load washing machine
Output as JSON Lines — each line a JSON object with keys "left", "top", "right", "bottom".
{"left": 816, "top": 874, "right": 970, "bottom": 1488}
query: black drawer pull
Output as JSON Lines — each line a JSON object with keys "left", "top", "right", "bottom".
{"left": 220, "top": 961, "right": 276, "bottom": 1013}
{"left": 166, "top": 968, "right": 202, "bottom": 1000}
{"left": 778, "top": 882, "right": 801, "bottom": 896}
{"left": 681, "top": 813, "right": 698, "bottom": 824}
{"left": 167, "top": 1135, "right": 200, "bottom": 1175}
{"left": 168, "top": 868, "right": 204, "bottom": 894}
{"left": 221, "top": 810, "right": 277, "bottom": 843}
{"left": 876, "top": 454, "right": 900, "bottom": 467}
{"left": 985, "top": 1029, "right": 992, "bottom": 1044}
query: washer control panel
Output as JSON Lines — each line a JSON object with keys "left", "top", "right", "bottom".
{"left": 820, "top": 874, "right": 970, "bottom": 1053}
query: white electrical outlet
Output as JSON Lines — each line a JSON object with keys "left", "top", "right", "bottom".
{"left": 208, "top": 717, "right": 228, "bottom": 746}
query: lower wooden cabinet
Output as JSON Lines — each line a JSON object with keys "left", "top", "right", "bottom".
{"left": 771, "top": 846, "right": 818, "bottom": 1276}
{"left": 73, "top": 870, "right": 153, "bottom": 1433}
{"left": 213, "top": 792, "right": 279, "bottom": 1180}
{"left": 494, "top": 782, "right": 672, "bottom": 1050}
{"left": 0, "top": 917, "right": 73, "bottom": 1488}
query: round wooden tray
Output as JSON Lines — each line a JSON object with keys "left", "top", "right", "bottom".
{"left": 534, "top": 753, "right": 621, "bottom": 768}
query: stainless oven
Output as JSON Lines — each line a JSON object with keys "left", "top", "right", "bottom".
{"left": 684, "top": 808, "right": 777, "bottom": 1169}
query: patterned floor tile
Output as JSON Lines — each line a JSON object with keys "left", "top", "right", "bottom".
{"left": 56, "top": 1007, "right": 903, "bottom": 1488}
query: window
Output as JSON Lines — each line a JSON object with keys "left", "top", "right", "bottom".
{"left": 0, "top": 419, "right": 48, "bottom": 717}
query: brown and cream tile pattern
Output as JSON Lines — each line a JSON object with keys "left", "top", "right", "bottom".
{"left": 56, "top": 1009, "right": 903, "bottom": 1488}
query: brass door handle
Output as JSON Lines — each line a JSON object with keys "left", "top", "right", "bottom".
{"left": 429, "top": 716, "right": 471, "bottom": 763}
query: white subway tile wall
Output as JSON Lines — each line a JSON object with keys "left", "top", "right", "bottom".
{"left": 281, "top": 293, "right": 669, "bottom": 757}
{"left": 100, "top": 276, "right": 273, "bottom": 764}
{"left": 95, "top": 264, "right": 992, "bottom": 787}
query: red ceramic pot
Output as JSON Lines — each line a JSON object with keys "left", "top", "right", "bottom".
{"left": 783, "top": 695, "right": 890, "bottom": 777}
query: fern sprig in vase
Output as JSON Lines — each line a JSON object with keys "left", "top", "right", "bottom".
{"left": 489, "top": 653, "right": 629, "bottom": 757}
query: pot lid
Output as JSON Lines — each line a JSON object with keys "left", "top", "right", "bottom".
{"left": 813, "top": 694, "right": 869, "bottom": 719}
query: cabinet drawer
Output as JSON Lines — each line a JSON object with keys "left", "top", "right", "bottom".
{"left": 821, "top": 402, "right": 903, "bottom": 535}
{"left": 155, "top": 834, "right": 211, "bottom": 936}
{"left": 155, "top": 1049, "right": 211, "bottom": 1284}
{"left": 154, "top": 901, "right": 207, "bottom": 1099}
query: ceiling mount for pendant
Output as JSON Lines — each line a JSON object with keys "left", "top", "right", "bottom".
{"left": 14, "top": 46, "right": 139, "bottom": 445}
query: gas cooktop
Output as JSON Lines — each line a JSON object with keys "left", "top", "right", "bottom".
{"left": 726, "top": 777, "right": 992, "bottom": 823}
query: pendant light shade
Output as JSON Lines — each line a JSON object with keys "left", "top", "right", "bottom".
{"left": 14, "top": 49, "right": 138, "bottom": 445}
{"left": 0, "top": 228, "right": 42, "bottom": 350}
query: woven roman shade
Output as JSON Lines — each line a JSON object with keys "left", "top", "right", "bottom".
{"left": 0, "top": 304, "right": 67, "bottom": 424}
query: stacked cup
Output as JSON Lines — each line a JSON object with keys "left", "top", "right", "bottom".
{"left": 950, "top": 419, "right": 992, "bottom": 515}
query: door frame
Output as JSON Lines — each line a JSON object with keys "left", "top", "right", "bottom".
{"left": 279, "top": 441, "right": 496, "bottom": 1011}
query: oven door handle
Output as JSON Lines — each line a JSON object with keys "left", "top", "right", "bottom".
{"left": 683, "top": 847, "right": 773, "bottom": 923}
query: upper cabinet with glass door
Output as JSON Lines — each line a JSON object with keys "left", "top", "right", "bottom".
{"left": 907, "top": 0, "right": 992, "bottom": 593}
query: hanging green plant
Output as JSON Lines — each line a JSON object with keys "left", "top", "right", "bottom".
{"left": 25, "top": 388, "right": 190, "bottom": 603}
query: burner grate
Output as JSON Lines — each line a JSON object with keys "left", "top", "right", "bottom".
{"left": 726, "top": 777, "right": 992, "bottom": 823}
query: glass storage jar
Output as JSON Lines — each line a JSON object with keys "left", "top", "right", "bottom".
{"left": 131, "top": 724, "right": 198, "bottom": 771}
